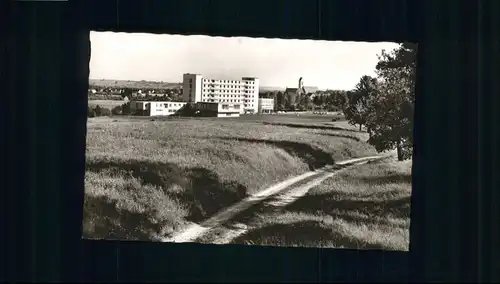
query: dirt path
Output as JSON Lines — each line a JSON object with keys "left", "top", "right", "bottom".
{"left": 162, "top": 154, "right": 392, "bottom": 244}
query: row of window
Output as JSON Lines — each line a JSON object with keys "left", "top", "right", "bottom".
{"left": 202, "top": 99, "right": 241, "bottom": 103}
{"left": 202, "top": 84, "right": 255, "bottom": 88}
{"left": 203, "top": 94, "right": 241, "bottom": 98}
{"left": 202, "top": 94, "right": 256, "bottom": 100}
{"left": 203, "top": 90, "right": 256, "bottom": 95}
{"left": 154, "top": 109, "right": 177, "bottom": 113}
{"left": 221, "top": 104, "right": 241, "bottom": 110}
{"left": 202, "top": 87, "right": 255, "bottom": 92}
{"left": 204, "top": 89, "right": 243, "bottom": 93}
{"left": 203, "top": 79, "right": 255, "bottom": 84}
{"left": 150, "top": 103, "right": 186, "bottom": 108}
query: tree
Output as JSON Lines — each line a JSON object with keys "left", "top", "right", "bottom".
{"left": 121, "top": 102, "right": 131, "bottom": 115}
{"left": 344, "top": 75, "right": 379, "bottom": 131}
{"left": 365, "top": 43, "right": 417, "bottom": 161}
{"left": 284, "top": 93, "right": 295, "bottom": 110}
{"left": 99, "top": 107, "right": 112, "bottom": 117}
{"left": 298, "top": 94, "right": 313, "bottom": 110}
{"left": 87, "top": 106, "right": 96, "bottom": 118}
{"left": 275, "top": 92, "right": 286, "bottom": 110}
{"left": 312, "top": 95, "right": 322, "bottom": 107}
{"left": 94, "top": 105, "right": 102, "bottom": 116}
{"left": 330, "top": 90, "right": 348, "bottom": 111}
{"left": 122, "top": 88, "right": 133, "bottom": 98}
{"left": 111, "top": 106, "right": 122, "bottom": 115}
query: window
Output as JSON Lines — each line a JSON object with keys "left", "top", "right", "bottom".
{"left": 234, "top": 104, "right": 240, "bottom": 109}
{"left": 222, "top": 104, "right": 229, "bottom": 109}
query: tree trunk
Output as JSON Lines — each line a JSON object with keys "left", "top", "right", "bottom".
{"left": 359, "top": 124, "right": 362, "bottom": 131}
{"left": 396, "top": 140, "right": 404, "bottom": 161}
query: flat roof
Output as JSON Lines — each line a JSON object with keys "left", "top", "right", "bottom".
{"left": 131, "top": 101, "right": 187, "bottom": 103}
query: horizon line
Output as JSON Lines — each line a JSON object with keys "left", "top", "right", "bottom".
{"left": 88, "top": 78, "right": 349, "bottom": 91}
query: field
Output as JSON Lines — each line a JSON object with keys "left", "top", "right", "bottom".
{"left": 89, "top": 79, "right": 182, "bottom": 89}
{"left": 88, "top": 99, "right": 125, "bottom": 110}
{"left": 83, "top": 114, "right": 383, "bottom": 241}
{"left": 225, "top": 157, "right": 412, "bottom": 251}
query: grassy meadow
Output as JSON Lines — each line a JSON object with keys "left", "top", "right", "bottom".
{"left": 88, "top": 100, "right": 125, "bottom": 110}
{"left": 83, "top": 114, "right": 379, "bottom": 241}
{"left": 229, "top": 157, "right": 412, "bottom": 251}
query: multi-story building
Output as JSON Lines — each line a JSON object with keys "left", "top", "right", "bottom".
{"left": 182, "top": 73, "right": 260, "bottom": 114}
{"left": 129, "top": 101, "right": 187, "bottom": 116}
{"left": 258, "top": 98, "right": 275, "bottom": 114}
{"left": 194, "top": 102, "right": 241, "bottom": 118}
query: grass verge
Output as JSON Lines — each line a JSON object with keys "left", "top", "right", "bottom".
{"left": 230, "top": 157, "right": 412, "bottom": 251}
{"left": 83, "top": 116, "right": 378, "bottom": 241}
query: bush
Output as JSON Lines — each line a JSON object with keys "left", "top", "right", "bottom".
{"left": 87, "top": 106, "right": 96, "bottom": 118}
{"left": 121, "top": 102, "right": 131, "bottom": 115}
{"left": 100, "top": 108, "right": 112, "bottom": 117}
{"left": 94, "top": 105, "right": 102, "bottom": 116}
{"left": 112, "top": 106, "right": 122, "bottom": 115}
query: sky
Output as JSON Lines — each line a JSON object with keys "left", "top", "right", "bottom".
{"left": 89, "top": 31, "right": 400, "bottom": 90}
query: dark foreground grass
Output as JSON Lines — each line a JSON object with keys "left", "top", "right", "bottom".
{"left": 83, "top": 116, "right": 377, "bottom": 241}
{"left": 230, "top": 158, "right": 412, "bottom": 251}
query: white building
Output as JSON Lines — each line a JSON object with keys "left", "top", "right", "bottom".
{"left": 258, "top": 98, "right": 274, "bottom": 114}
{"left": 194, "top": 102, "right": 240, "bottom": 118}
{"left": 182, "top": 73, "right": 259, "bottom": 114}
{"left": 129, "top": 101, "right": 187, "bottom": 116}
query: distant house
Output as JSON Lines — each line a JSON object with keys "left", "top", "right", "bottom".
{"left": 129, "top": 101, "right": 187, "bottom": 116}
{"left": 129, "top": 100, "right": 240, "bottom": 118}
{"left": 284, "top": 77, "right": 318, "bottom": 106}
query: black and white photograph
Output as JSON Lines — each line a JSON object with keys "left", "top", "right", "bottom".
{"left": 83, "top": 31, "right": 415, "bottom": 251}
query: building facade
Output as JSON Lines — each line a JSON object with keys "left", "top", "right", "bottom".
{"left": 182, "top": 73, "right": 259, "bottom": 114}
{"left": 284, "top": 77, "right": 318, "bottom": 106}
{"left": 258, "top": 98, "right": 275, "bottom": 114}
{"left": 130, "top": 101, "right": 187, "bottom": 116}
{"left": 194, "top": 102, "right": 240, "bottom": 118}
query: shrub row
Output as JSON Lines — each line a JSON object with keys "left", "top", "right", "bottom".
{"left": 88, "top": 102, "right": 131, "bottom": 118}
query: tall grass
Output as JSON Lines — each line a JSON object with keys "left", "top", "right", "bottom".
{"left": 83, "top": 116, "right": 378, "bottom": 241}
{"left": 230, "top": 158, "right": 412, "bottom": 251}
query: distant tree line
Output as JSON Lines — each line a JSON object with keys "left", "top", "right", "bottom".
{"left": 342, "top": 43, "right": 417, "bottom": 161}
{"left": 87, "top": 102, "right": 132, "bottom": 118}
{"left": 259, "top": 90, "right": 348, "bottom": 112}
